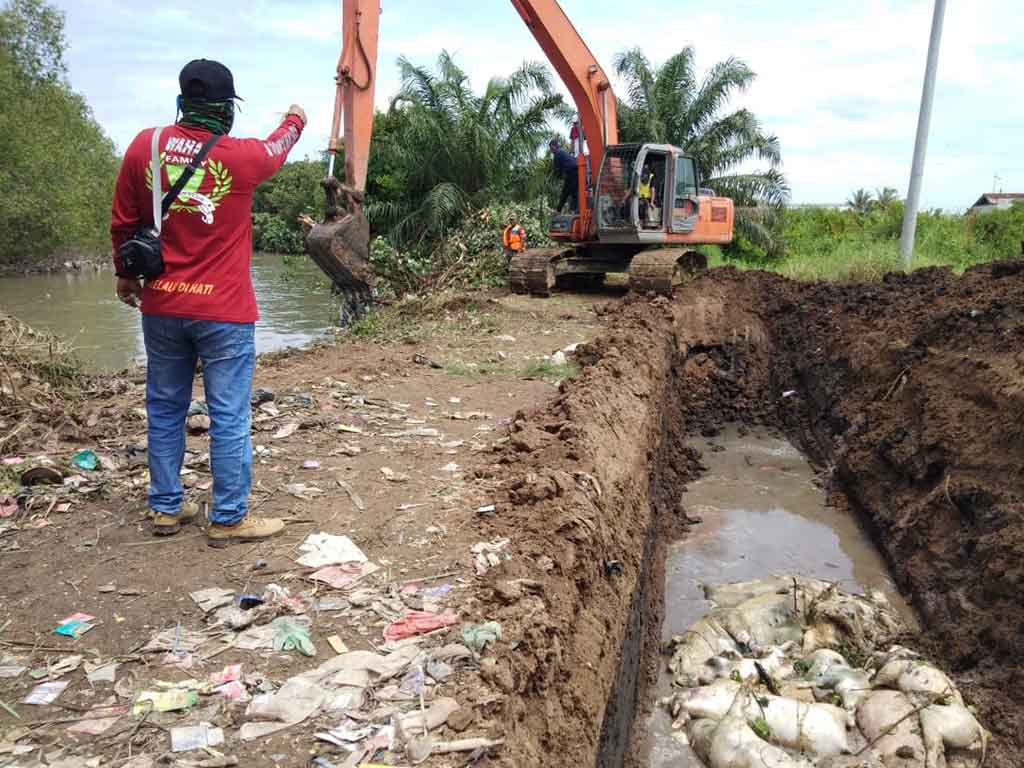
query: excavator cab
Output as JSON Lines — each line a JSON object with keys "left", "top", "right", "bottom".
{"left": 594, "top": 144, "right": 709, "bottom": 241}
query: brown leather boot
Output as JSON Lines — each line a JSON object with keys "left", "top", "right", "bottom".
{"left": 151, "top": 502, "right": 200, "bottom": 536}
{"left": 207, "top": 516, "right": 284, "bottom": 548}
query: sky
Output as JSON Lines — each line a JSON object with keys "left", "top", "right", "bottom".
{"left": 56, "top": 0, "right": 1023, "bottom": 210}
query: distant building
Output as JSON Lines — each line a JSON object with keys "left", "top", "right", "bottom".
{"left": 970, "top": 192, "right": 1024, "bottom": 214}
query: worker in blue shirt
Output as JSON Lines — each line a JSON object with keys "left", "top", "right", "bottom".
{"left": 549, "top": 138, "right": 578, "bottom": 213}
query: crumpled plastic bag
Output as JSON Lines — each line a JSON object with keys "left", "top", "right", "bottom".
{"left": 383, "top": 610, "right": 458, "bottom": 642}
{"left": 462, "top": 621, "right": 502, "bottom": 654}
{"left": 273, "top": 617, "right": 316, "bottom": 656}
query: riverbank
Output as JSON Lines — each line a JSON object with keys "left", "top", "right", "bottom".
{"left": 0, "top": 261, "right": 1021, "bottom": 767}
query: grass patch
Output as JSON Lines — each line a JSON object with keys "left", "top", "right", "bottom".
{"left": 519, "top": 359, "right": 580, "bottom": 382}
{"left": 346, "top": 291, "right": 501, "bottom": 343}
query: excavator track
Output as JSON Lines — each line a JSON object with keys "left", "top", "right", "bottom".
{"left": 628, "top": 248, "right": 707, "bottom": 295}
{"left": 508, "top": 248, "right": 565, "bottom": 296}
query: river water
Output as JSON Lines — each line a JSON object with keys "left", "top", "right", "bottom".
{"left": 0, "top": 254, "right": 336, "bottom": 371}
{"left": 646, "top": 426, "right": 916, "bottom": 767}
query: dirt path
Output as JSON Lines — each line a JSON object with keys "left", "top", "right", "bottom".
{"left": 0, "top": 291, "right": 611, "bottom": 767}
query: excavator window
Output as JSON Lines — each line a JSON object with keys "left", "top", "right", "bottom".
{"left": 640, "top": 153, "right": 667, "bottom": 230}
{"left": 597, "top": 145, "right": 642, "bottom": 230}
{"left": 675, "top": 157, "right": 698, "bottom": 206}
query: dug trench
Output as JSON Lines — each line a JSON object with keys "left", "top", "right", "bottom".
{"left": 479, "top": 259, "right": 1024, "bottom": 767}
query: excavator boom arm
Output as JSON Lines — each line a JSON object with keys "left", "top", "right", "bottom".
{"left": 329, "top": 0, "right": 617, "bottom": 193}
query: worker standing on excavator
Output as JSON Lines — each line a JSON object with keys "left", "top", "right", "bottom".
{"left": 111, "top": 59, "right": 307, "bottom": 546}
{"left": 549, "top": 138, "right": 579, "bottom": 213}
{"left": 501, "top": 214, "right": 527, "bottom": 265}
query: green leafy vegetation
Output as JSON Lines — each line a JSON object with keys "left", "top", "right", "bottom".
{"left": 614, "top": 46, "right": 788, "bottom": 256}
{"left": 519, "top": 359, "right": 580, "bottom": 383}
{"left": 728, "top": 199, "right": 1024, "bottom": 281}
{"left": 0, "top": 0, "right": 119, "bottom": 267}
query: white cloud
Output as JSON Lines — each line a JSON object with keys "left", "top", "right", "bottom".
{"left": 55, "top": 0, "right": 1023, "bottom": 208}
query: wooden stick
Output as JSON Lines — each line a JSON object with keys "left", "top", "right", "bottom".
{"left": 432, "top": 738, "right": 505, "bottom": 754}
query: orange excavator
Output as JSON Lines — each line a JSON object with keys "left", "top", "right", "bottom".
{"left": 305, "top": 0, "right": 734, "bottom": 310}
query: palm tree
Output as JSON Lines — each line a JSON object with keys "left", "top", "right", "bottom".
{"left": 613, "top": 46, "right": 789, "bottom": 255}
{"left": 846, "top": 188, "right": 875, "bottom": 215}
{"left": 368, "top": 51, "right": 571, "bottom": 247}
{"left": 875, "top": 187, "right": 900, "bottom": 209}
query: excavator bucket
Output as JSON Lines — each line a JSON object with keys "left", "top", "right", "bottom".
{"left": 304, "top": 177, "right": 375, "bottom": 325}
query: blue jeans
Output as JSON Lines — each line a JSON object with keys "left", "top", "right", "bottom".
{"left": 142, "top": 316, "right": 254, "bottom": 526}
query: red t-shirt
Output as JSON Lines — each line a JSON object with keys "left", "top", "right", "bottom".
{"left": 110, "top": 115, "right": 304, "bottom": 323}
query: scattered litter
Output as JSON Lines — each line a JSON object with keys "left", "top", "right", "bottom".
{"left": 549, "top": 350, "right": 567, "bottom": 366}
{"left": 170, "top": 723, "right": 225, "bottom": 752}
{"left": 143, "top": 626, "right": 209, "bottom": 653}
{"left": 0, "top": 497, "right": 17, "bottom": 517}
{"left": 187, "top": 400, "right": 208, "bottom": 417}
{"left": 302, "top": 459, "right": 322, "bottom": 470}
{"left": 315, "top": 597, "right": 349, "bottom": 612}
{"left": 251, "top": 388, "right": 275, "bottom": 406}
{"left": 240, "top": 677, "right": 327, "bottom": 740}
{"left": 462, "top": 622, "right": 502, "bottom": 654}
{"left": 426, "top": 659, "right": 453, "bottom": 682}
{"left": 85, "top": 661, "right": 118, "bottom": 684}
{"left": 782, "top": 389, "right": 797, "bottom": 398}
{"left": 384, "top": 610, "right": 458, "bottom": 642}
{"left": 327, "top": 635, "right": 349, "bottom": 655}
{"left": 297, "top": 532, "right": 368, "bottom": 568}
{"left": 70, "top": 450, "right": 98, "bottom": 471}
{"left": 0, "top": 664, "right": 27, "bottom": 679}
{"left": 209, "top": 664, "right": 242, "bottom": 686}
{"left": 316, "top": 720, "right": 375, "bottom": 746}
{"left": 45, "top": 654, "right": 83, "bottom": 679}
{"left": 190, "top": 587, "right": 235, "bottom": 613}
{"left": 22, "top": 680, "right": 68, "bottom": 705}
{"left": 495, "top": 335, "right": 516, "bottom": 343}
{"left": 20, "top": 466, "right": 62, "bottom": 486}
{"left": 273, "top": 618, "right": 316, "bottom": 656}
{"left": 133, "top": 689, "right": 198, "bottom": 715}
{"left": 273, "top": 423, "right": 299, "bottom": 440}
{"left": 336, "top": 424, "right": 363, "bottom": 434}
{"left": 309, "top": 561, "right": 379, "bottom": 590}
{"left": 471, "top": 538, "right": 510, "bottom": 575}
{"left": 66, "top": 703, "right": 127, "bottom": 736}
{"left": 54, "top": 612, "right": 96, "bottom": 638}
{"left": 413, "top": 353, "right": 443, "bottom": 369}
{"left": 236, "top": 593, "right": 264, "bottom": 611}
{"left": 476, "top": 504, "right": 496, "bottom": 515}
{"left": 380, "top": 467, "right": 410, "bottom": 483}
{"left": 285, "top": 482, "right": 324, "bottom": 499}
{"left": 336, "top": 477, "right": 366, "bottom": 511}
{"left": 441, "top": 462, "right": 459, "bottom": 473}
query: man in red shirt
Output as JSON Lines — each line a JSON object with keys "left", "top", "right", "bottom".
{"left": 111, "top": 59, "right": 305, "bottom": 545}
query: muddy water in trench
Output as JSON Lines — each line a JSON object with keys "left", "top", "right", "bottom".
{"left": 645, "top": 425, "right": 916, "bottom": 768}
{"left": 0, "top": 254, "right": 335, "bottom": 372}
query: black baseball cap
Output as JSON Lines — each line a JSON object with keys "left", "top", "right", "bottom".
{"left": 178, "top": 59, "right": 242, "bottom": 101}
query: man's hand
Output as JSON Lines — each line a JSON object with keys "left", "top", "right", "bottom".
{"left": 287, "top": 104, "right": 307, "bottom": 127}
{"left": 116, "top": 277, "right": 143, "bottom": 309}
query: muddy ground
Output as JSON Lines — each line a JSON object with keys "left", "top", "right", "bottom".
{"left": 1, "top": 259, "right": 1022, "bottom": 768}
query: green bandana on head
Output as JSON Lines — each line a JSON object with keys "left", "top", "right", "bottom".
{"left": 177, "top": 97, "right": 235, "bottom": 135}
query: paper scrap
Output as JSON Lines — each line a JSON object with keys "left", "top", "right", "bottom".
{"left": 54, "top": 613, "right": 95, "bottom": 638}
{"left": 296, "top": 532, "right": 367, "bottom": 568}
{"left": 327, "top": 635, "right": 349, "bottom": 655}
{"left": 309, "top": 561, "right": 379, "bottom": 590}
{"left": 22, "top": 680, "right": 69, "bottom": 705}
{"left": 170, "top": 722, "right": 225, "bottom": 752}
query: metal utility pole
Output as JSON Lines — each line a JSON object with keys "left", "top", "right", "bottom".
{"left": 899, "top": 0, "right": 946, "bottom": 268}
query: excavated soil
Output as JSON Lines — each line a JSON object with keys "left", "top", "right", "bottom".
{"left": 475, "top": 259, "right": 1023, "bottom": 767}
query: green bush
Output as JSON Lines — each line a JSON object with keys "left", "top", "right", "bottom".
{"left": 252, "top": 212, "right": 304, "bottom": 254}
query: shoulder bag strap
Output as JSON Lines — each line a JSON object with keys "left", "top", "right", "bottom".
{"left": 150, "top": 127, "right": 163, "bottom": 233}
{"left": 159, "top": 133, "right": 222, "bottom": 220}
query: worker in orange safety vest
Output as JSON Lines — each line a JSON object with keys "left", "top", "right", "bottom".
{"left": 501, "top": 214, "right": 527, "bottom": 265}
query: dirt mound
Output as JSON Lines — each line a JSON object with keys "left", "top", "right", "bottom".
{"left": 759, "top": 260, "right": 1024, "bottom": 766}
{"left": 469, "top": 260, "right": 1023, "bottom": 767}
